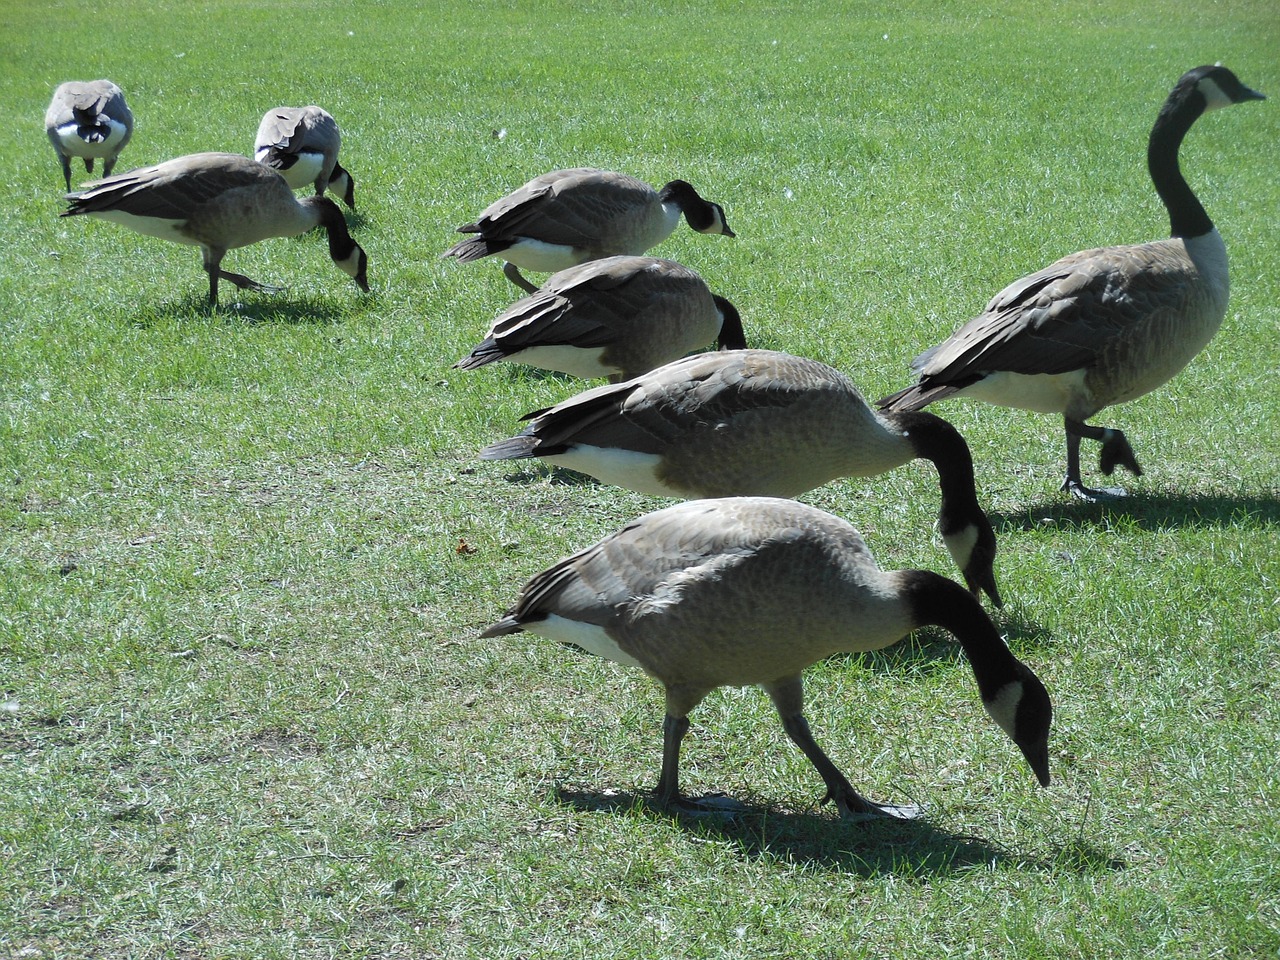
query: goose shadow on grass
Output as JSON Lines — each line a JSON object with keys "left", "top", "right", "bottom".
{"left": 128, "top": 290, "right": 356, "bottom": 328}
{"left": 991, "top": 489, "right": 1280, "bottom": 532}
{"left": 555, "top": 784, "right": 1125, "bottom": 878}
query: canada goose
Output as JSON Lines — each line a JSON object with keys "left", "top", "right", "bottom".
{"left": 442, "top": 167, "right": 735, "bottom": 293}
{"left": 45, "top": 80, "right": 134, "bottom": 191}
{"left": 254, "top": 105, "right": 356, "bottom": 210}
{"left": 61, "top": 152, "right": 369, "bottom": 306}
{"left": 454, "top": 255, "right": 747, "bottom": 382}
{"left": 481, "top": 349, "right": 1003, "bottom": 605}
{"left": 878, "top": 65, "right": 1265, "bottom": 501}
{"left": 482, "top": 497, "right": 1052, "bottom": 819}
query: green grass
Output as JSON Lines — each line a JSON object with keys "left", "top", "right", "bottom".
{"left": 2, "top": 0, "right": 1279, "bottom": 956}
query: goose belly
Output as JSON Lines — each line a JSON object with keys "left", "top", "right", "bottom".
{"left": 957, "top": 369, "right": 1092, "bottom": 416}
{"left": 523, "top": 615, "right": 648, "bottom": 671}
{"left": 542, "top": 446, "right": 676, "bottom": 496}
{"left": 278, "top": 151, "right": 327, "bottom": 190}
{"left": 87, "top": 209, "right": 195, "bottom": 244}
{"left": 505, "top": 344, "right": 616, "bottom": 379}
{"left": 502, "top": 239, "right": 593, "bottom": 272}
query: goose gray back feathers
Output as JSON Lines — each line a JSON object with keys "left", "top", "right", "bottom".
{"left": 483, "top": 497, "right": 1051, "bottom": 819}
{"left": 45, "top": 80, "right": 134, "bottom": 190}
{"left": 454, "top": 255, "right": 746, "bottom": 381}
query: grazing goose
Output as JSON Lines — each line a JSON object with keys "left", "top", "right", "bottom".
{"left": 482, "top": 497, "right": 1052, "bottom": 819}
{"left": 481, "top": 349, "right": 1003, "bottom": 605}
{"left": 878, "top": 65, "right": 1265, "bottom": 501}
{"left": 254, "top": 105, "right": 356, "bottom": 210}
{"left": 442, "top": 167, "right": 735, "bottom": 293}
{"left": 454, "top": 255, "right": 747, "bottom": 382}
{"left": 61, "top": 152, "right": 369, "bottom": 306}
{"left": 45, "top": 80, "right": 134, "bottom": 190}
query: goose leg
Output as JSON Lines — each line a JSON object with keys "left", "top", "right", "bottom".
{"left": 766, "top": 678, "right": 919, "bottom": 820}
{"left": 655, "top": 713, "right": 690, "bottom": 805}
{"left": 503, "top": 260, "right": 539, "bottom": 294}
{"left": 1061, "top": 418, "right": 1140, "bottom": 501}
{"left": 59, "top": 155, "right": 72, "bottom": 191}
{"left": 778, "top": 712, "right": 920, "bottom": 820}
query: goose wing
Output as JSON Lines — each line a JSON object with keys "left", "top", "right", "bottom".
{"left": 914, "top": 241, "right": 1194, "bottom": 383}
{"left": 459, "top": 168, "right": 655, "bottom": 248}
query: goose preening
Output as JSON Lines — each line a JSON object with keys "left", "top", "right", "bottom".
{"left": 442, "top": 167, "right": 734, "bottom": 293}
{"left": 61, "top": 152, "right": 369, "bottom": 306}
{"left": 481, "top": 349, "right": 1003, "bottom": 605}
{"left": 45, "top": 80, "right": 134, "bottom": 191}
{"left": 454, "top": 255, "right": 747, "bottom": 382}
{"left": 482, "top": 497, "right": 1052, "bottom": 819}
{"left": 254, "top": 106, "right": 356, "bottom": 210}
{"left": 878, "top": 65, "right": 1265, "bottom": 501}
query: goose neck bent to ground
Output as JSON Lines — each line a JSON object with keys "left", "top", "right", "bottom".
{"left": 453, "top": 255, "right": 747, "bottom": 381}
{"left": 61, "top": 152, "right": 369, "bottom": 307}
{"left": 480, "top": 349, "right": 1002, "bottom": 604}
{"left": 45, "top": 80, "right": 134, "bottom": 190}
{"left": 254, "top": 106, "right": 356, "bottom": 210}
{"left": 876, "top": 64, "right": 1264, "bottom": 501}
{"left": 481, "top": 497, "right": 1051, "bottom": 819}
{"left": 442, "top": 167, "right": 734, "bottom": 293}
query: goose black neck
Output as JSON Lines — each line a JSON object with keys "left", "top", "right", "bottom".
{"left": 712, "top": 296, "right": 748, "bottom": 350}
{"left": 901, "top": 570, "right": 1016, "bottom": 698}
{"left": 1149, "top": 87, "right": 1213, "bottom": 239}
{"left": 891, "top": 411, "right": 983, "bottom": 520}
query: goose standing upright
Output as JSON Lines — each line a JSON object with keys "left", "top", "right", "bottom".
{"left": 482, "top": 497, "right": 1052, "bottom": 819}
{"left": 442, "top": 167, "right": 735, "bottom": 293}
{"left": 454, "top": 255, "right": 747, "bottom": 382}
{"left": 877, "top": 65, "right": 1265, "bottom": 500}
{"left": 481, "top": 349, "right": 1003, "bottom": 605}
{"left": 254, "top": 106, "right": 356, "bottom": 210}
{"left": 61, "top": 152, "right": 369, "bottom": 306}
{"left": 45, "top": 80, "right": 134, "bottom": 190}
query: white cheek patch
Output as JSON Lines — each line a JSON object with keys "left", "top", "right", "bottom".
{"left": 1197, "top": 76, "right": 1235, "bottom": 111}
{"left": 941, "top": 522, "right": 980, "bottom": 572}
{"left": 523, "top": 614, "right": 647, "bottom": 671}
{"left": 337, "top": 248, "right": 365, "bottom": 280}
{"left": 983, "top": 680, "right": 1023, "bottom": 740}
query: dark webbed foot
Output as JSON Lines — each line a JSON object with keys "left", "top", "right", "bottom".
{"left": 1061, "top": 477, "right": 1130, "bottom": 502}
{"left": 1097, "top": 428, "right": 1143, "bottom": 477}
{"left": 826, "top": 785, "right": 922, "bottom": 821}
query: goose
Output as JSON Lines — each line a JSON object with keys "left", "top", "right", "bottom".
{"left": 877, "top": 64, "right": 1265, "bottom": 501}
{"left": 454, "top": 255, "right": 747, "bottom": 382}
{"left": 61, "top": 152, "right": 369, "bottom": 307}
{"left": 254, "top": 105, "right": 356, "bottom": 210}
{"left": 45, "top": 80, "right": 134, "bottom": 191}
{"left": 481, "top": 349, "right": 1003, "bottom": 605}
{"left": 482, "top": 496, "right": 1052, "bottom": 819}
{"left": 442, "top": 167, "right": 735, "bottom": 293}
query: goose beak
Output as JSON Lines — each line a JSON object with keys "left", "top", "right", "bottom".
{"left": 1020, "top": 740, "right": 1051, "bottom": 788}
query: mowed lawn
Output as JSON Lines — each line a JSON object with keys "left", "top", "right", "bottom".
{"left": 2, "top": 1, "right": 1278, "bottom": 957}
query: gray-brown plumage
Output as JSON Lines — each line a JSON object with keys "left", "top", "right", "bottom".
{"left": 879, "top": 65, "right": 1265, "bottom": 500}
{"left": 45, "top": 80, "right": 134, "bottom": 190}
{"left": 442, "top": 167, "right": 734, "bottom": 293}
{"left": 481, "top": 349, "right": 1003, "bottom": 605}
{"left": 482, "top": 497, "right": 1052, "bottom": 819}
{"left": 454, "top": 255, "right": 747, "bottom": 382}
{"left": 61, "top": 152, "right": 369, "bottom": 306}
{"left": 254, "top": 106, "right": 355, "bottom": 210}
